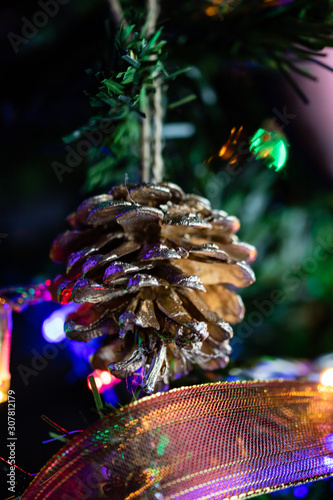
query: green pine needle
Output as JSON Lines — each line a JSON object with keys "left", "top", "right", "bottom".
{"left": 88, "top": 375, "right": 104, "bottom": 416}
{"left": 168, "top": 94, "right": 197, "bottom": 109}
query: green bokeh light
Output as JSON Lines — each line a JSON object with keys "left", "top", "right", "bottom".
{"left": 250, "top": 128, "right": 288, "bottom": 171}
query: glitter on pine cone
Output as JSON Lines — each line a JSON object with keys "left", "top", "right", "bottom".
{"left": 50, "top": 183, "right": 256, "bottom": 393}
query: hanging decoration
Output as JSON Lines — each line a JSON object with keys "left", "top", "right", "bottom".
{"left": 50, "top": 182, "right": 256, "bottom": 393}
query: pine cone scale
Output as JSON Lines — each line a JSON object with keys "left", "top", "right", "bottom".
{"left": 82, "top": 240, "right": 141, "bottom": 277}
{"left": 176, "top": 259, "right": 255, "bottom": 288}
{"left": 87, "top": 200, "right": 133, "bottom": 225}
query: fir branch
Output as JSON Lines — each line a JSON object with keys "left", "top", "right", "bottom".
{"left": 63, "top": 0, "right": 333, "bottom": 190}
{"left": 201, "top": 0, "right": 333, "bottom": 99}
{"left": 64, "top": 14, "right": 173, "bottom": 190}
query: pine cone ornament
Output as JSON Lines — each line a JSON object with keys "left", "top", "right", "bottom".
{"left": 50, "top": 183, "right": 256, "bottom": 393}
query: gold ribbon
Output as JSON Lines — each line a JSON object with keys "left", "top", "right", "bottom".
{"left": 23, "top": 380, "right": 333, "bottom": 499}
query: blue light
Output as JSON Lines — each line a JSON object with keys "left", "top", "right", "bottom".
{"left": 103, "top": 388, "right": 120, "bottom": 407}
{"left": 68, "top": 337, "right": 101, "bottom": 362}
{"left": 293, "top": 485, "right": 309, "bottom": 499}
{"left": 42, "top": 303, "right": 78, "bottom": 343}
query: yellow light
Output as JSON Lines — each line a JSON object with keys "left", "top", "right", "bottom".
{"left": 0, "top": 376, "right": 10, "bottom": 404}
{"left": 100, "top": 371, "right": 112, "bottom": 385}
{"left": 218, "top": 145, "right": 227, "bottom": 156}
{"left": 320, "top": 368, "right": 333, "bottom": 387}
{"left": 88, "top": 377, "right": 102, "bottom": 390}
{"left": 205, "top": 6, "right": 216, "bottom": 16}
